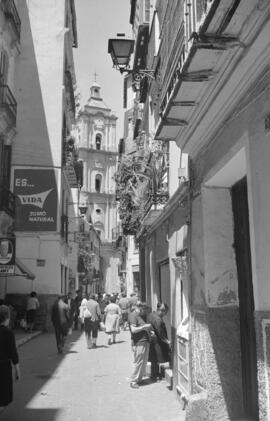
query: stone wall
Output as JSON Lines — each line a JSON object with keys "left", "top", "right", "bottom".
{"left": 188, "top": 306, "right": 243, "bottom": 420}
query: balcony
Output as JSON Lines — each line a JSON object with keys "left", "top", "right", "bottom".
{"left": 1, "top": 0, "right": 21, "bottom": 41}
{"left": 62, "top": 133, "right": 83, "bottom": 188}
{"left": 153, "top": 0, "right": 262, "bottom": 152}
{"left": 0, "top": 185, "right": 15, "bottom": 217}
{"left": 0, "top": 85, "right": 17, "bottom": 129}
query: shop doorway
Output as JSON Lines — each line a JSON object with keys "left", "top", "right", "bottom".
{"left": 231, "top": 177, "right": 259, "bottom": 420}
{"left": 158, "top": 259, "right": 171, "bottom": 340}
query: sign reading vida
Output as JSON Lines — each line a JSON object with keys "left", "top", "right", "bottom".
{"left": 14, "top": 169, "right": 58, "bottom": 231}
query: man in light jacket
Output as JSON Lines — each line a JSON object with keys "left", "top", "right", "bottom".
{"left": 84, "top": 294, "right": 101, "bottom": 349}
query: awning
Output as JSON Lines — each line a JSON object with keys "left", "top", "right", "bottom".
{"left": 15, "top": 258, "right": 36, "bottom": 280}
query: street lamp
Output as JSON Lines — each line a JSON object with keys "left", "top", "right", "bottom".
{"left": 108, "top": 34, "right": 155, "bottom": 81}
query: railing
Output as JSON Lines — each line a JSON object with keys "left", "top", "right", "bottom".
{"left": 0, "top": 185, "right": 15, "bottom": 217}
{"left": 0, "top": 84, "right": 17, "bottom": 126}
{"left": 1, "top": 0, "right": 21, "bottom": 41}
{"left": 157, "top": 0, "right": 213, "bottom": 115}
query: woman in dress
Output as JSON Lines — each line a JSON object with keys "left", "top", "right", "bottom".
{"left": 0, "top": 305, "right": 20, "bottom": 413}
{"left": 104, "top": 295, "right": 121, "bottom": 345}
{"left": 147, "top": 302, "right": 171, "bottom": 381}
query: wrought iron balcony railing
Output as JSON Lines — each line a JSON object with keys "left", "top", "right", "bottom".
{"left": 0, "top": 185, "right": 15, "bottom": 217}
{"left": 0, "top": 85, "right": 17, "bottom": 126}
{"left": 1, "top": 0, "right": 21, "bottom": 41}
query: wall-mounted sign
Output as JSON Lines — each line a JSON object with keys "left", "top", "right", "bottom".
{"left": 0, "top": 237, "right": 15, "bottom": 275}
{"left": 14, "top": 169, "right": 58, "bottom": 231}
{"left": 36, "top": 259, "right": 46, "bottom": 267}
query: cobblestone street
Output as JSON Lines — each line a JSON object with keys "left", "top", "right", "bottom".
{"left": 1, "top": 329, "right": 186, "bottom": 421}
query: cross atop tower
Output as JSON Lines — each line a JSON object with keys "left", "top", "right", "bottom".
{"left": 93, "top": 71, "right": 98, "bottom": 83}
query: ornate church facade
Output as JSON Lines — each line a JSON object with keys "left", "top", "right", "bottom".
{"left": 76, "top": 83, "right": 121, "bottom": 293}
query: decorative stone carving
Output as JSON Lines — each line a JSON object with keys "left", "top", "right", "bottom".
{"left": 172, "top": 255, "right": 187, "bottom": 273}
{"left": 95, "top": 160, "right": 103, "bottom": 168}
{"left": 94, "top": 119, "right": 105, "bottom": 131}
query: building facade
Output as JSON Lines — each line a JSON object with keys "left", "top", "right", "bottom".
{"left": 115, "top": 0, "right": 270, "bottom": 420}
{"left": 0, "top": 0, "right": 81, "bottom": 329}
{"left": 77, "top": 83, "right": 121, "bottom": 294}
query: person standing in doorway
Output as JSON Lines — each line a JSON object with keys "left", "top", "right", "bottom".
{"left": 147, "top": 302, "right": 171, "bottom": 381}
{"left": 128, "top": 302, "right": 152, "bottom": 388}
{"left": 0, "top": 305, "right": 20, "bottom": 414}
{"left": 51, "top": 296, "right": 69, "bottom": 354}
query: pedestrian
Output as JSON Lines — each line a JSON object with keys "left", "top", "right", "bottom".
{"left": 66, "top": 291, "right": 76, "bottom": 334}
{"left": 118, "top": 293, "right": 130, "bottom": 330}
{"left": 147, "top": 302, "right": 171, "bottom": 381}
{"left": 98, "top": 293, "right": 110, "bottom": 324}
{"left": 128, "top": 302, "right": 152, "bottom": 388}
{"left": 0, "top": 305, "right": 20, "bottom": 413}
{"left": 84, "top": 294, "right": 101, "bottom": 349}
{"left": 25, "top": 291, "right": 39, "bottom": 333}
{"left": 104, "top": 295, "right": 121, "bottom": 345}
{"left": 73, "top": 289, "right": 82, "bottom": 330}
{"left": 129, "top": 292, "right": 138, "bottom": 308}
{"left": 51, "top": 296, "right": 69, "bottom": 354}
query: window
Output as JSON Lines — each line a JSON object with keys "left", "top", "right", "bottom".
{"left": 96, "top": 209, "right": 101, "bottom": 214}
{"left": 0, "top": 50, "right": 9, "bottom": 85}
{"left": 144, "top": 0, "right": 150, "bottom": 22}
{"left": 95, "top": 174, "right": 102, "bottom": 193}
{"left": 96, "top": 134, "right": 101, "bottom": 150}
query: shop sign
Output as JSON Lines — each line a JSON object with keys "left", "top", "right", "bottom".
{"left": 14, "top": 169, "right": 58, "bottom": 231}
{"left": 0, "top": 237, "right": 15, "bottom": 276}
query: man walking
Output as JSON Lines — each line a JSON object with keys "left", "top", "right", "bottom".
{"left": 118, "top": 293, "right": 130, "bottom": 330}
{"left": 51, "top": 296, "right": 69, "bottom": 354}
{"left": 84, "top": 294, "right": 101, "bottom": 349}
{"left": 128, "top": 302, "right": 152, "bottom": 388}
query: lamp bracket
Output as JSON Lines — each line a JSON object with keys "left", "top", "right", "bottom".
{"left": 119, "top": 68, "right": 155, "bottom": 81}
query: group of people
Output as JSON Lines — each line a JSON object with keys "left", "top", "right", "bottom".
{"left": 128, "top": 301, "right": 171, "bottom": 388}
{"left": 0, "top": 290, "right": 171, "bottom": 413}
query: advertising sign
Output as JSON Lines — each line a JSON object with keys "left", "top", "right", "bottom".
{"left": 14, "top": 169, "right": 58, "bottom": 231}
{"left": 0, "top": 237, "right": 15, "bottom": 276}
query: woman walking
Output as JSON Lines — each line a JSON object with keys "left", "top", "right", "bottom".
{"left": 0, "top": 305, "right": 20, "bottom": 413}
{"left": 104, "top": 295, "right": 121, "bottom": 345}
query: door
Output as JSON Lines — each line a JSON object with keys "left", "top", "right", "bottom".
{"left": 159, "top": 259, "right": 171, "bottom": 340}
{"left": 231, "top": 177, "right": 259, "bottom": 420}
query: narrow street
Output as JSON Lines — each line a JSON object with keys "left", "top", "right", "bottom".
{"left": 1, "top": 330, "right": 185, "bottom": 421}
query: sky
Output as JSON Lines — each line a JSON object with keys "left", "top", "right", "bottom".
{"left": 73, "top": 0, "right": 132, "bottom": 139}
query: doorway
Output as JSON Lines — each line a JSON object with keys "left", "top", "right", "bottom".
{"left": 231, "top": 177, "right": 259, "bottom": 420}
{"left": 158, "top": 259, "right": 171, "bottom": 340}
